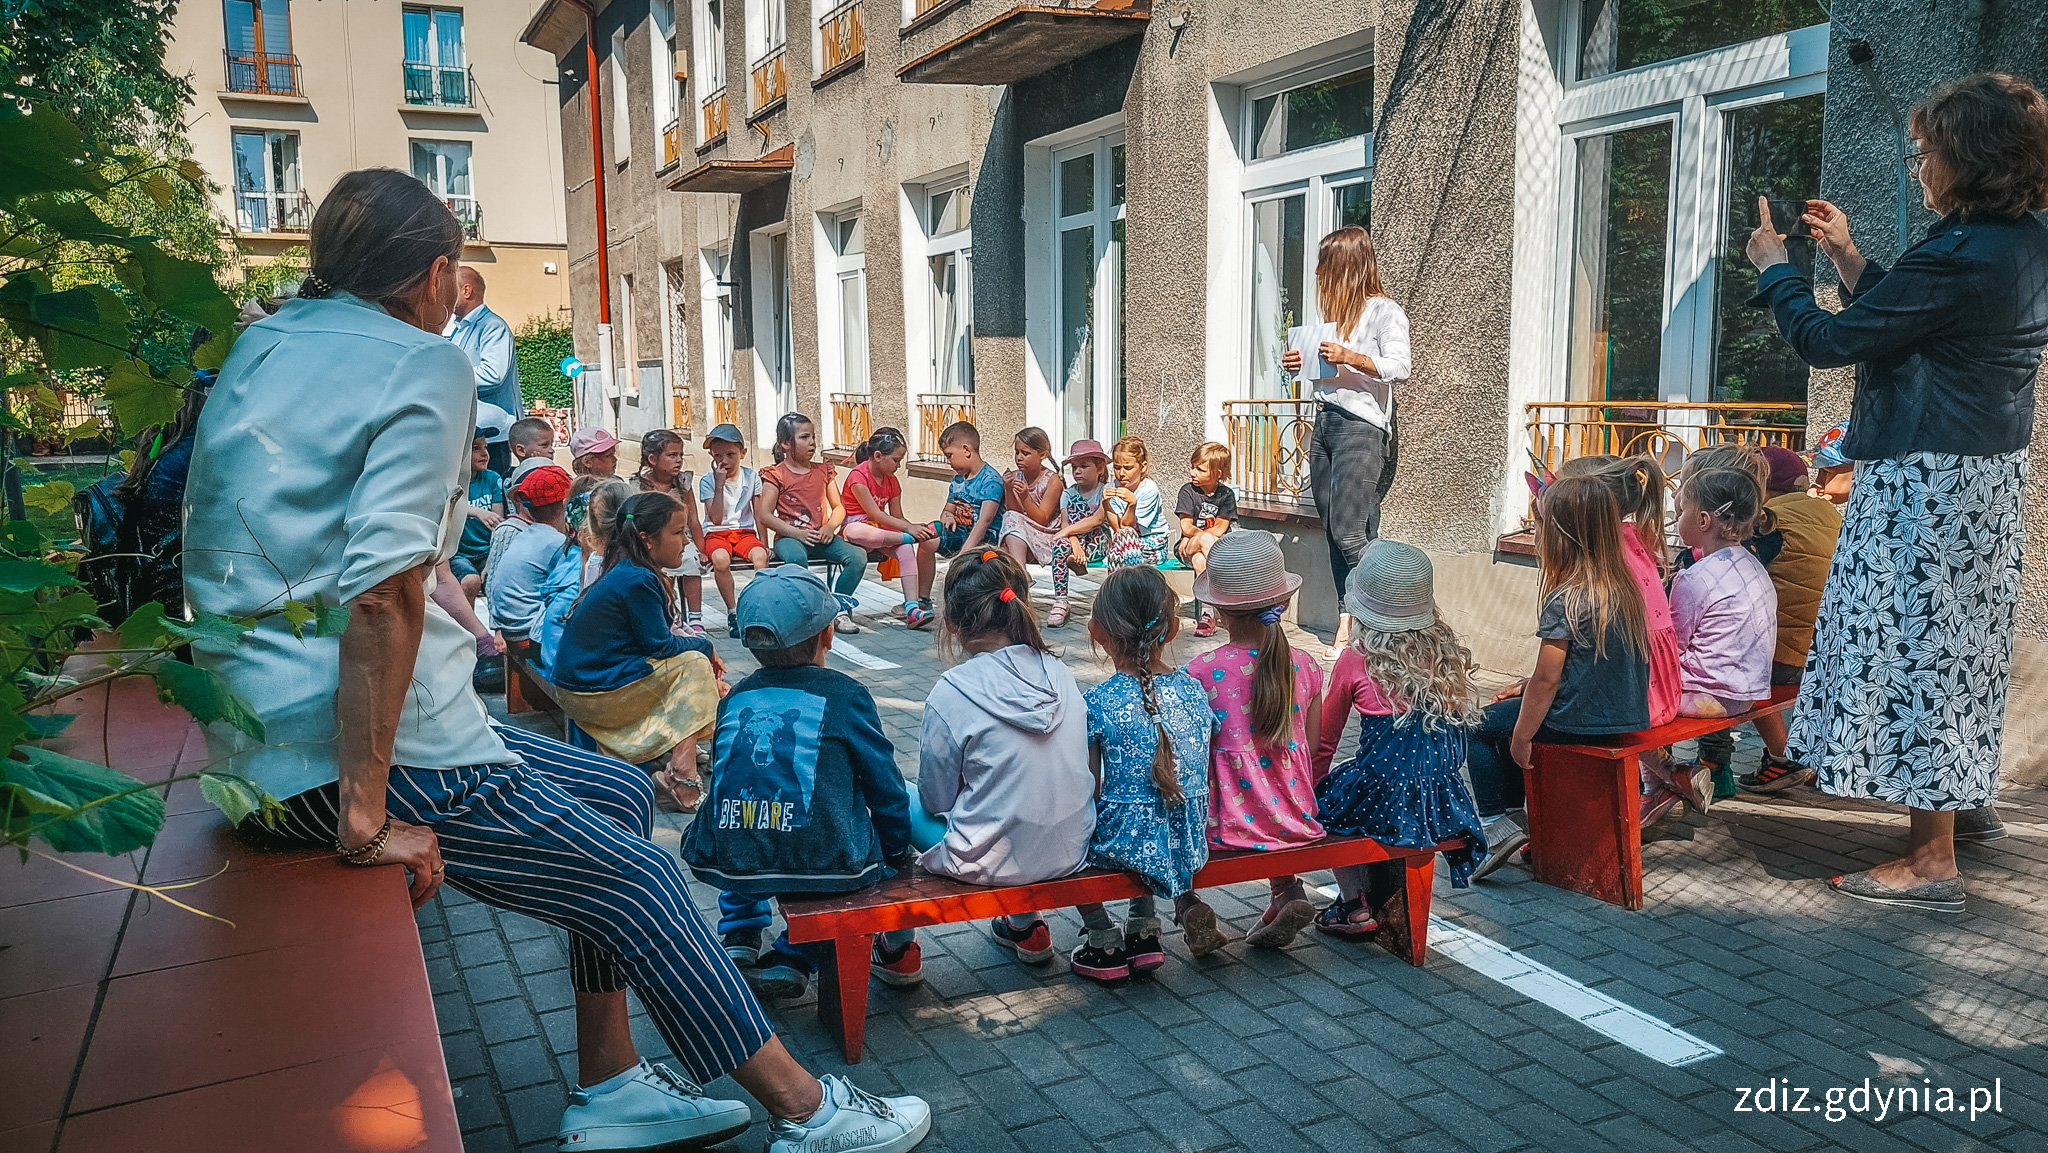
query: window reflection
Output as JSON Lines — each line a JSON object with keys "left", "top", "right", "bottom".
{"left": 1568, "top": 123, "right": 1673, "bottom": 403}
{"left": 1713, "top": 92, "right": 1822, "bottom": 403}
{"left": 1249, "top": 194, "right": 1306, "bottom": 398}
{"left": 1578, "top": 0, "right": 1828, "bottom": 80}
{"left": 1252, "top": 69, "right": 1373, "bottom": 160}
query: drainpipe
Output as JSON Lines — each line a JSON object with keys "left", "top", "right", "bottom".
{"left": 564, "top": 0, "right": 614, "bottom": 431}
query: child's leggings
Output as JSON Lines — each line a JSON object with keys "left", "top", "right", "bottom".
{"left": 1047, "top": 524, "right": 1111, "bottom": 601}
{"left": 840, "top": 519, "right": 923, "bottom": 580}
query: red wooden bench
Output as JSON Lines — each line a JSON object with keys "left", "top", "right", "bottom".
{"left": 1524, "top": 683, "right": 1799, "bottom": 910}
{"left": 781, "top": 834, "right": 1464, "bottom": 1062}
{"left": 504, "top": 649, "right": 563, "bottom": 722}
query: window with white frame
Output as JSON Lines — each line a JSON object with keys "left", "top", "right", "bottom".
{"left": 749, "top": 228, "right": 796, "bottom": 430}
{"left": 409, "top": 139, "right": 478, "bottom": 237}
{"left": 1557, "top": 0, "right": 1828, "bottom": 405}
{"left": 402, "top": 7, "right": 467, "bottom": 106}
{"left": 823, "top": 209, "right": 870, "bottom": 397}
{"left": 651, "top": 0, "right": 682, "bottom": 164}
{"left": 617, "top": 272, "right": 640, "bottom": 401}
{"left": 1053, "top": 134, "right": 1126, "bottom": 445}
{"left": 694, "top": 0, "right": 727, "bottom": 143}
{"left": 609, "top": 27, "right": 632, "bottom": 162}
{"left": 702, "top": 246, "right": 735, "bottom": 407}
{"left": 1239, "top": 59, "right": 1374, "bottom": 399}
{"left": 661, "top": 260, "right": 693, "bottom": 429}
{"left": 745, "top": 0, "right": 787, "bottom": 111}
{"left": 920, "top": 177, "right": 975, "bottom": 395}
{"left": 232, "top": 129, "right": 303, "bottom": 233}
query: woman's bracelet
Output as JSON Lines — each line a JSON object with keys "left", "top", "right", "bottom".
{"left": 336, "top": 816, "right": 393, "bottom": 866}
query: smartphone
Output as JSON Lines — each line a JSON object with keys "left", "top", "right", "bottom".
{"left": 1766, "top": 198, "right": 1814, "bottom": 239}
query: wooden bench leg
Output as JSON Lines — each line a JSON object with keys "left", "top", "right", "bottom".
{"left": 814, "top": 935, "right": 872, "bottom": 1064}
{"left": 1525, "top": 749, "right": 1643, "bottom": 910}
{"left": 1369, "top": 854, "right": 1435, "bottom": 966}
{"left": 504, "top": 655, "right": 534, "bottom": 715}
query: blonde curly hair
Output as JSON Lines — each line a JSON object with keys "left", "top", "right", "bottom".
{"left": 1352, "top": 615, "right": 1485, "bottom": 731}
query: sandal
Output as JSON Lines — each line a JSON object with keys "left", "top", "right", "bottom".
{"left": 654, "top": 767, "right": 706, "bottom": 814}
{"left": 1313, "top": 897, "right": 1378, "bottom": 940}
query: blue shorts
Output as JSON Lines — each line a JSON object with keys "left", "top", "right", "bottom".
{"left": 450, "top": 554, "right": 482, "bottom": 580}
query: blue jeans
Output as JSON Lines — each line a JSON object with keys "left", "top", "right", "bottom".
{"left": 771, "top": 535, "right": 867, "bottom": 599}
{"left": 1467, "top": 698, "right": 1619, "bottom": 819}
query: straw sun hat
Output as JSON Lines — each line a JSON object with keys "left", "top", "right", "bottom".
{"left": 1344, "top": 539, "right": 1437, "bottom": 633}
{"left": 1192, "top": 531, "right": 1302, "bottom": 608}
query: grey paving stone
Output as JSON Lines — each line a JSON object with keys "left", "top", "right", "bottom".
{"left": 452, "top": 1075, "right": 504, "bottom": 1132}
{"left": 502, "top": 1083, "right": 568, "bottom": 1145}
{"left": 489, "top": 1037, "right": 559, "bottom": 1090}
{"left": 1128, "top": 1089, "right": 1234, "bottom": 1153}
{"left": 476, "top": 997, "right": 541, "bottom": 1044}
{"left": 459, "top": 1126, "right": 517, "bottom": 1153}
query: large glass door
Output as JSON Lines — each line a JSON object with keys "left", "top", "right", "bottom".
{"left": 1566, "top": 122, "right": 1673, "bottom": 403}
{"left": 1053, "top": 134, "right": 1126, "bottom": 446}
{"left": 1711, "top": 92, "right": 1823, "bottom": 402}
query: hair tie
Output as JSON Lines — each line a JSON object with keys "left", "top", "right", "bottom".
{"left": 999, "top": 587, "right": 1016, "bottom": 602}
{"left": 981, "top": 550, "right": 999, "bottom": 562}
{"left": 1259, "top": 604, "right": 1285, "bottom": 626}
{"left": 622, "top": 511, "right": 635, "bottom": 520}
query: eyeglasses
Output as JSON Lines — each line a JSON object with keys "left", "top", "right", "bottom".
{"left": 1904, "top": 148, "right": 1932, "bottom": 176}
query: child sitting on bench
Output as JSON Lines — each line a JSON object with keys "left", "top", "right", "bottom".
{"left": 681, "top": 566, "right": 919, "bottom": 999}
{"left": 917, "top": 550, "right": 1096, "bottom": 967}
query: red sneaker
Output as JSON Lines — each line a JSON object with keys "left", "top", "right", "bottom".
{"left": 870, "top": 938, "right": 924, "bottom": 987}
{"left": 990, "top": 918, "right": 1056, "bottom": 964}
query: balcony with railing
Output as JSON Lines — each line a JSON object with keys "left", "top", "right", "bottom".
{"left": 829, "top": 393, "right": 873, "bottom": 453}
{"left": 818, "top": 0, "right": 865, "bottom": 79}
{"left": 404, "top": 63, "right": 474, "bottom": 108}
{"left": 915, "top": 393, "right": 974, "bottom": 463}
{"left": 1526, "top": 400, "right": 1807, "bottom": 479}
{"left": 899, "top": 0, "right": 1151, "bottom": 85}
{"left": 750, "top": 48, "right": 788, "bottom": 114}
{"left": 700, "top": 91, "right": 729, "bottom": 144}
{"left": 662, "top": 118, "right": 683, "bottom": 168}
{"left": 235, "top": 189, "right": 314, "bottom": 235}
{"left": 223, "top": 49, "right": 302, "bottom": 97}
{"left": 711, "top": 390, "right": 740, "bottom": 430}
{"left": 1222, "top": 399, "right": 1317, "bottom": 509}
{"left": 442, "top": 195, "right": 484, "bottom": 241}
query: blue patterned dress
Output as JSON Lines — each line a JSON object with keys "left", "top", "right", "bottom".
{"left": 1084, "top": 671, "right": 1213, "bottom": 898}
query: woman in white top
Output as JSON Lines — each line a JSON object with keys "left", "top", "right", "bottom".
{"left": 1280, "top": 226, "right": 1410, "bottom": 656}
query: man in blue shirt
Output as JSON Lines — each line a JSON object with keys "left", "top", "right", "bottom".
{"left": 448, "top": 267, "right": 522, "bottom": 475}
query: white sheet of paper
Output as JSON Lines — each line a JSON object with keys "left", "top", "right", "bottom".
{"left": 1288, "top": 322, "right": 1338, "bottom": 385}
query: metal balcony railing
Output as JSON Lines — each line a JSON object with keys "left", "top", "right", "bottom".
{"left": 1222, "top": 398, "right": 1318, "bottom": 506}
{"left": 224, "top": 49, "right": 301, "bottom": 96}
{"left": 915, "top": 393, "right": 974, "bottom": 463}
{"left": 1525, "top": 401, "right": 1808, "bottom": 478}
{"left": 404, "top": 63, "right": 473, "bottom": 107}
{"left": 662, "top": 118, "right": 683, "bottom": 167}
{"left": 829, "top": 392, "right": 873, "bottom": 452}
{"left": 750, "top": 47, "right": 788, "bottom": 111}
{"left": 235, "top": 189, "right": 314, "bottom": 234}
{"left": 819, "top": 0, "right": 865, "bottom": 75}
{"left": 442, "top": 195, "right": 484, "bottom": 241}
{"left": 710, "top": 390, "right": 740, "bottom": 430}
{"left": 701, "top": 91, "right": 729, "bottom": 142}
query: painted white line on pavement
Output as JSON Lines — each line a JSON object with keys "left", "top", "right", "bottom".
{"left": 829, "top": 639, "right": 901, "bottom": 671}
{"left": 1310, "top": 885, "right": 1722, "bottom": 1067}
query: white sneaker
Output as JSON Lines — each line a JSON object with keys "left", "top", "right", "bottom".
{"left": 556, "top": 1060, "right": 752, "bottom": 1151}
{"left": 767, "top": 1075, "right": 931, "bottom": 1153}
{"left": 834, "top": 611, "right": 863, "bottom": 635}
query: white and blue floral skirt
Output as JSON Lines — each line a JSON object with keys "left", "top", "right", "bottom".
{"left": 1789, "top": 449, "right": 2027, "bottom": 809}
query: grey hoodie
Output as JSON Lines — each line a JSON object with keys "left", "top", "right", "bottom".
{"left": 918, "top": 645, "right": 1096, "bottom": 886}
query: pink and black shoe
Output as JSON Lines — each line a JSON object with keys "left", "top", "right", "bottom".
{"left": 1124, "top": 931, "right": 1166, "bottom": 975}
{"left": 1068, "top": 941, "right": 1131, "bottom": 985}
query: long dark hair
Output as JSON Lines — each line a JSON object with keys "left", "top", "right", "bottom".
{"left": 299, "top": 169, "right": 463, "bottom": 312}
{"left": 772, "top": 412, "right": 813, "bottom": 465}
{"left": 636, "top": 429, "right": 684, "bottom": 488}
{"left": 940, "top": 549, "right": 1047, "bottom": 656}
{"left": 854, "top": 426, "right": 908, "bottom": 465}
{"left": 1214, "top": 600, "right": 1296, "bottom": 752}
{"left": 1091, "top": 567, "right": 1185, "bottom": 806}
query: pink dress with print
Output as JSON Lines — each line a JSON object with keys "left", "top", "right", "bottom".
{"left": 1187, "top": 643, "right": 1326, "bottom": 850}
{"left": 1621, "top": 526, "right": 1682, "bottom": 728}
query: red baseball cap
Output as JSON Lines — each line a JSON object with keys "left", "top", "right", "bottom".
{"left": 515, "top": 464, "right": 573, "bottom": 506}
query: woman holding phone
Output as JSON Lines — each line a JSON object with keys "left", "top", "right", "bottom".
{"left": 1281, "top": 226, "right": 1410, "bottom": 658}
{"left": 1746, "top": 73, "right": 2048, "bottom": 913}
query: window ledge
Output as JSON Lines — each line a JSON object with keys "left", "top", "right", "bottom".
{"left": 907, "top": 460, "right": 959, "bottom": 481}
{"left": 746, "top": 96, "right": 787, "bottom": 124}
{"left": 400, "top": 102, "right": 482, "bottom": 116}
{"left": 219, "top": 90, "right": 309, "bottom": 106}
{"left": 813, "top": 54, "right": 865, "bottom": 90}
{"left": 901, "top": 0, "right": 971, "bottom": 37}
{"left": 238, "top": 229, "right": 311, "bottom": 241}
{"left": 1235, "top": 496, "right": 1321, "bottom": 527}
{"left": 697, "top": 132, "right": 728, "bottom": 154}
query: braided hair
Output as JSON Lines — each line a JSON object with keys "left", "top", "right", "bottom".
{"left": 1090, "top": 566, "right": 1186, "bottom": 806}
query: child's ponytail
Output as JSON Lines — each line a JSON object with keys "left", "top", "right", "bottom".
{"left": 1217, "top": 601, "right": 1296, "bottom": 752}
{"left": 1091, "top": 567, "right": 1184, "bottom": 806}
{"left": 1557, "top": 453, "right": 1669, "bottom": 575}
{"left": 939, "top": 549, "right": 1048, "bottom": 656}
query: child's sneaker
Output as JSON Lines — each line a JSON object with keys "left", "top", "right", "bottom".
{"left": 1711, "top": 764, "right": 1739, "bottom": 799}
{"left": 1068, "top": 941, "right": 1130, "bottom": 984}
{"left": 1468, "top": 815, "right": 1529, "bottom": 882}
{"left": 1667, "top": 759, "right": 1714, "bottom": 811}
{"left": 1739, "top": 753, "right": 1814, "bottom": 794}
{"left": 767, "top": 1075, "right": 931, "bottom": 1153}
{"left": 990, "top": 918, "right": 1056, "bottom": 964}
{"left": 727, "top": 616, "right": 743, "bottom": 639}
{"left": 1045, "top": 600, "right": 1070, "bottom": 628}
{"left": 745, "top": 953, "right": 811, "bottom": 1000}
{"left": 1123, "top": 930, "right": 1166, "bottom": 975}
{"left": 1244, "top": 896, "right": 1316, "bottom": 949}
{"left": 834, "top": 610, "right": 863, "bottom": 635}
{"left": 870, "top": 938, "right": 924, "bottom": 987}
{"left": 904, "top": 601, "right": 933, "bottom": 630}
{"left": 722, "top": 928, "right": 763, "bottom": 967}
{"left": 1193, "top": 607, "right": 1217, "bottom": 638}
{"left": 1313, "top": 897, "right": 1379, "bottom": 940}
{"left": 1178, "top": 899, "right": 1230, "bottom": 958}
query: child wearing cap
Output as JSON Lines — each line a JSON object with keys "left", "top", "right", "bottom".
{"left": 697, "top": 423, "right": 771, "bottom": 636}
{"left": 485, "top": 465, "right": 583, "bottom": 674}
{"left": 1312, "top": 541, "right": 1489, "bottom": 938}
{"left": 1181, "top": 531, "right": 1325, "bottom": 955}
{"left": 1043, "top": 439, "right": 1114, "bottom": 628}
{"left": 681, "top": 566, "right": 920, "bottom": 998}
{"left": 1806, "top": 419, "right": 1853, "bottom": 505}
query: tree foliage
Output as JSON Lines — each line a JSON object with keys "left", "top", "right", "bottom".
{"left": 516, "top": 312, "right": 576, "bottom": 408}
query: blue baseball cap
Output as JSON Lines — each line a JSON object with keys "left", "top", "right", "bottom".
{"left": 1804, "top": 420, "right": 1850, "bottom": 469}
{"left": 734, "top": 566, "right": 840, "bottom": 650}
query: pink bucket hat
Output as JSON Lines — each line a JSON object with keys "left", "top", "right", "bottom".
{"left": 568, "top": 427, "right": 619, "bottom": 458}
{"left": 1064, "top": 439, "right": 1109, "bottom": 466}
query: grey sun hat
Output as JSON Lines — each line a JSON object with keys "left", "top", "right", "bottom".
{"left": 1344, "top": 540, "right": 1437, "bottom": 632}
{"left": 1191, "top": 530, "right": 1302, "bottom": 608}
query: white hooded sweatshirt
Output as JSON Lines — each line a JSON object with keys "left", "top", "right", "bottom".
{"left": 918, "top": 645, "right": 1096, "bottom": 886}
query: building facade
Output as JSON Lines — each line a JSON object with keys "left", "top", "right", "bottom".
{"left": 523, "top": 0, "right": 2048, "bottom": 780}
{"left": 167, "top": 0, "right": 572, "bottom": 328}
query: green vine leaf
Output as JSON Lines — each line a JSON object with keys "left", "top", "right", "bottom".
{"left": 21, "top": 481, "right": 74, "bottom": 516}
{"left": 1, "top": 747, "right": 165, "bottom": 856}
{"left": 281, "top": 599, "right": 316, "bottom": 639}
{"left": 0, "top": 103, "right": 110, "bottom": 198}
{"left": 150, "top": 659, "right": 265, "bottom": 742}
{"left": 191, "top": 326, "right": 235, "bottom": 371}
{"left": 122, "top": 245, "right": 237, "bottom": 331}
{"left": 103, "top": 359, "right": 184, "bottom": 434}
{"left": 0, "top": 558, "right": 80, "bottom": 593}
{"left": 23, "top": 714, "right": 78, "bottom": 739}
{"left": 116, "top": 600, "right": 174, "bottom": 650}
{"left": 314, "top": 595, "right": 350, "bottom": 638}
{"left": 167, "top": 610, "right": 255, "bottom": 655}
{"left": 199, "top": 771, "right": 284, "bottom": 829}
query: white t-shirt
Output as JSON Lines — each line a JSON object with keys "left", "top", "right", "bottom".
{"left": 697, "top": 466, "right": 761, "bottom": 532}
{"left": 1108, "top": 477, "right": 1167, "bottom": 539}
{"left": 1312, "top": 295, "right": 1411, "bottom": 431}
